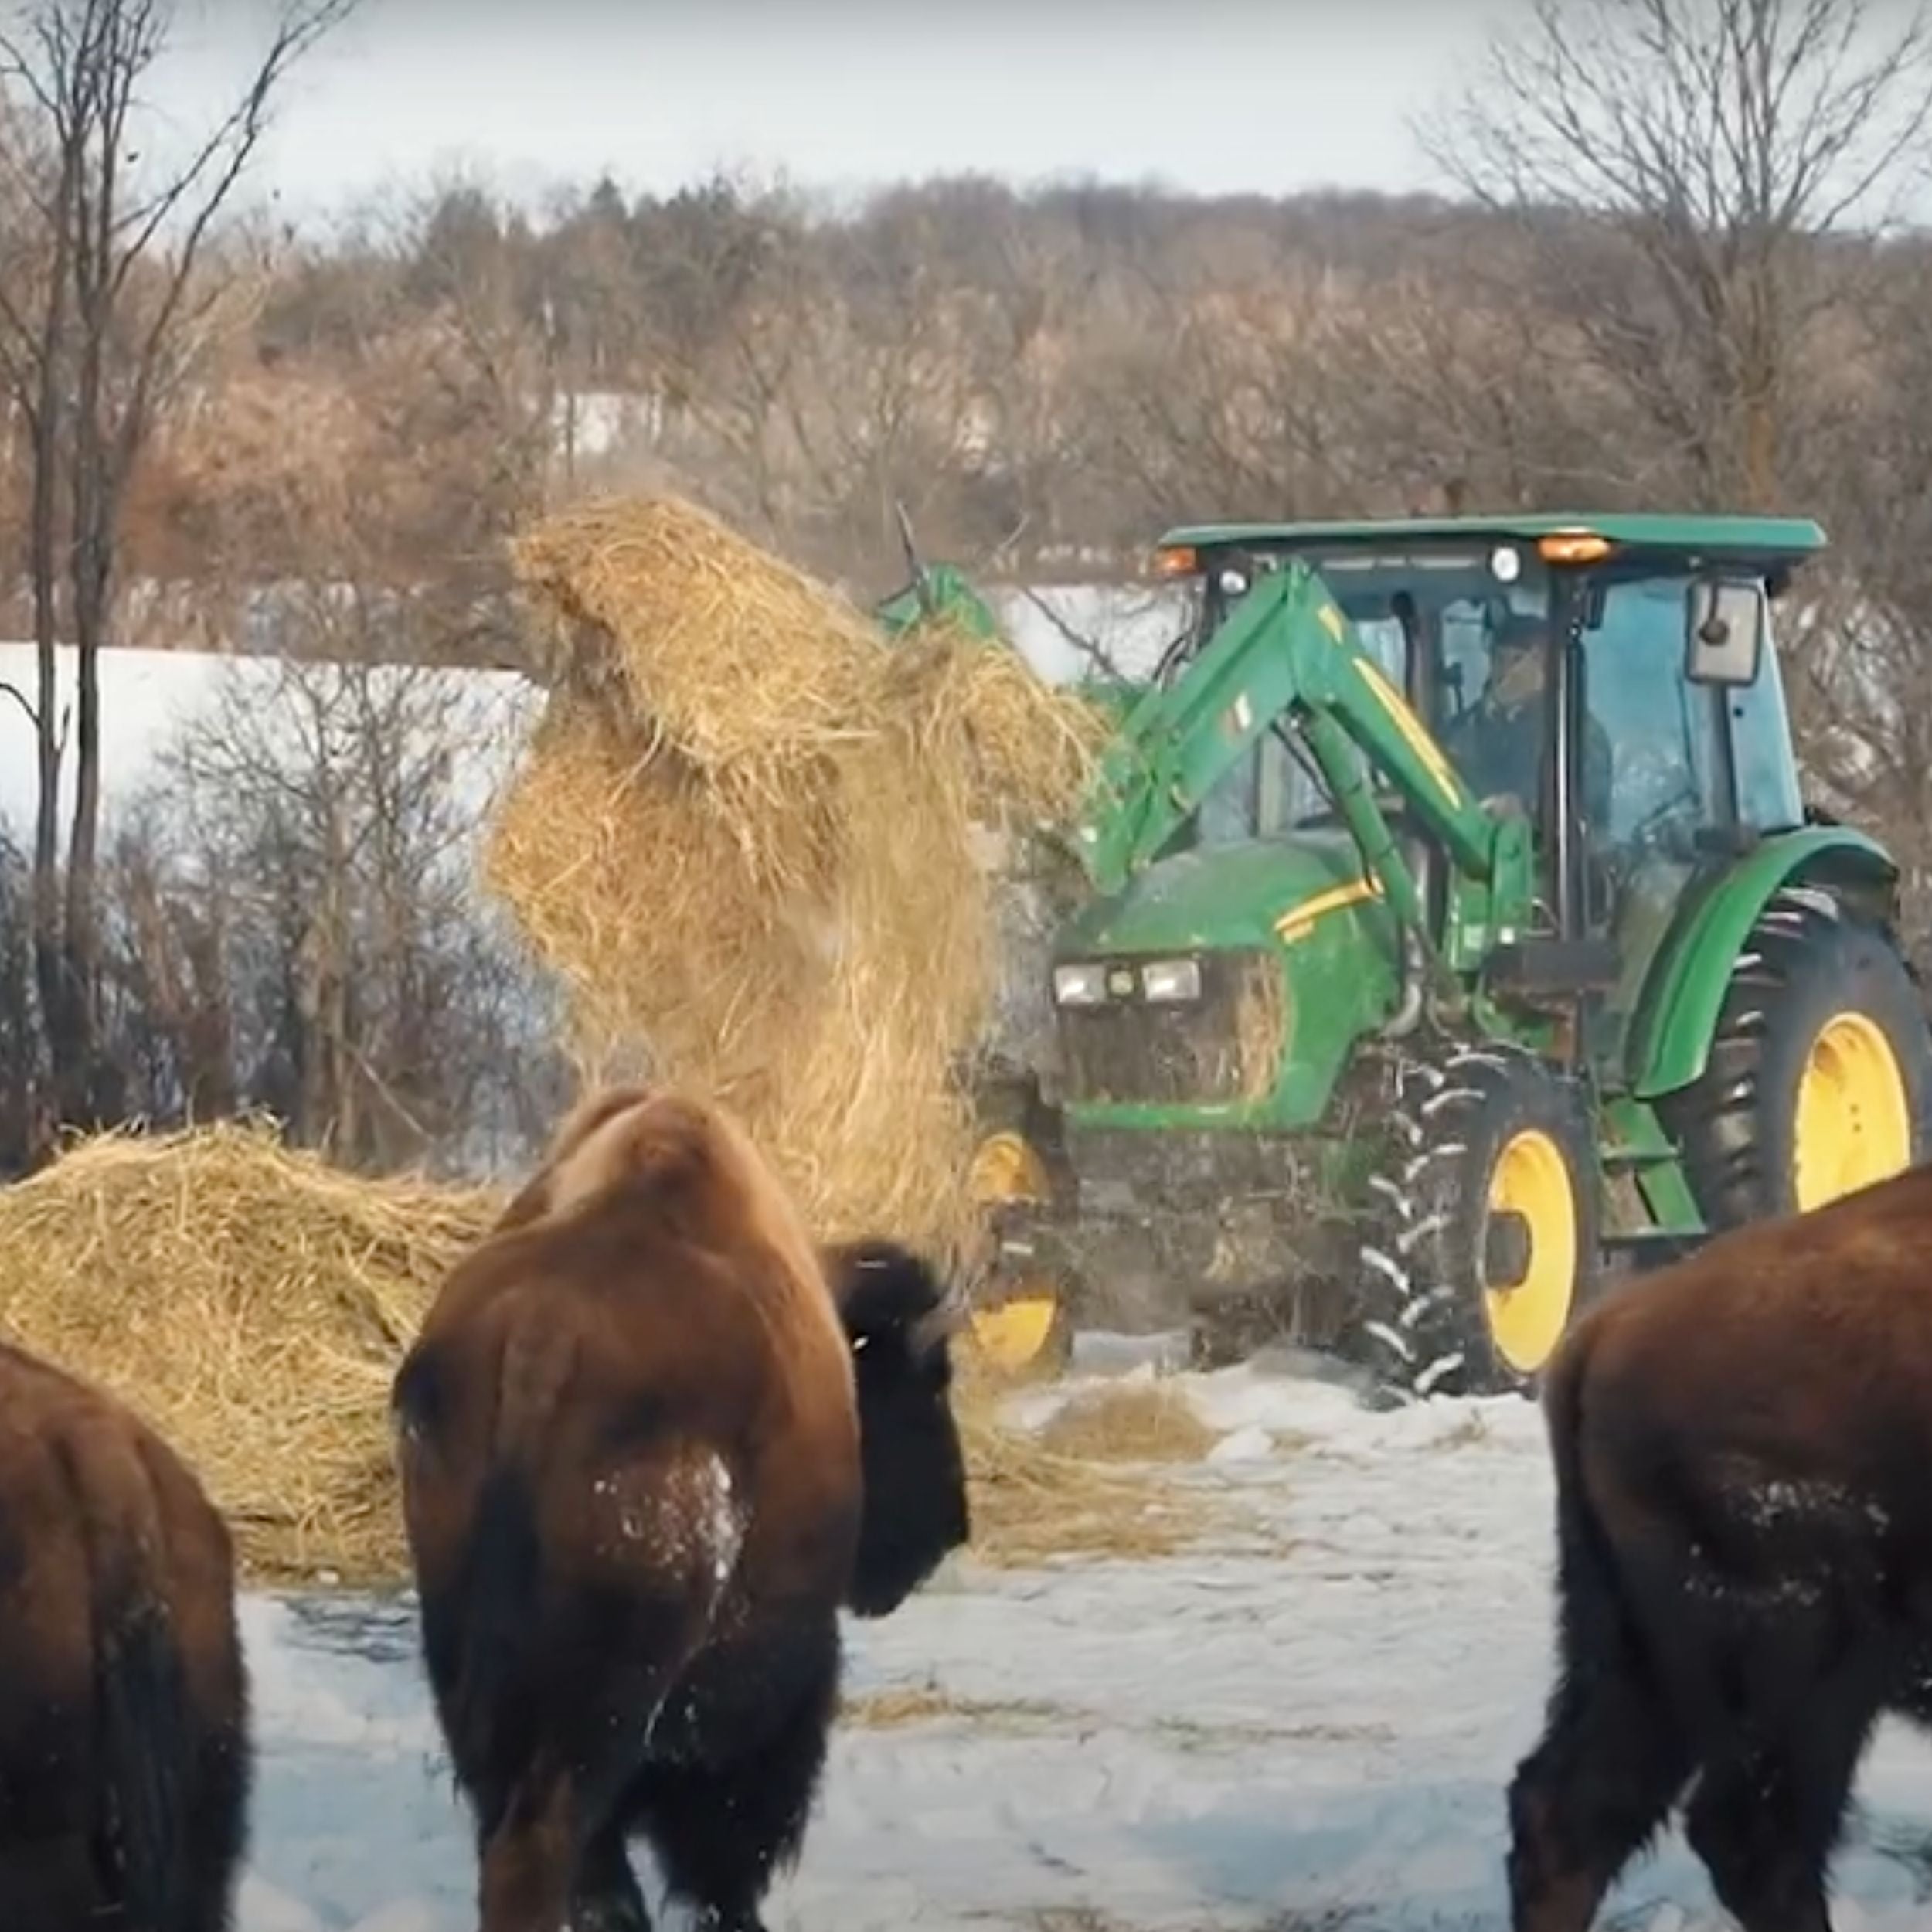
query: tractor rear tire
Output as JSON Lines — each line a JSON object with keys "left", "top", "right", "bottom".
{"left": 1355, "top": 1042, "right": 1603, "bottom": 1401}
{"left": 1657, "top": 883, "right": 1932, "bottom": 1226}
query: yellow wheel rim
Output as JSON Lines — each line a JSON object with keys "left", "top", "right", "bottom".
{"left": 1792, "top": 1012, "right": 1913, "bottom": 1212}
{"left": 967, "top": 1128, "right": 1066, "bottom": 1375}
{"left": 1482, "top": 1128, "right": 1580, "bottom": 1376}
{"left": 970, "top": 1294, "right": 1063, "bottom": 1372}
{"left": 969, "top": 1130, "right": 1049, "bottom": 1206}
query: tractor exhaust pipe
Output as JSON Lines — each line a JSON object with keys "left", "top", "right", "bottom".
{"left": 1379, "top": 832, "right": 1430, "bottom": 1039}
{"left": 1381, "top": 925, "right": 1425, "bottom": 1039}
{"left": 894, "top": 499, "right": 936, "bottom": 617}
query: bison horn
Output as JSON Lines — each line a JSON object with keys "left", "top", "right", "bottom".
{"left": 910, "top": 1275, "right": 972, "bottom": 1356}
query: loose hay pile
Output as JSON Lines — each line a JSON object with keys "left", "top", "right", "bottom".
{"left": 485, "top": 495, "right": 1111, "bottom": 1267}
{"left": 0, "top": 1121, "right": 494, "bottom": 1586}
{"left": 1034, "top": 1380, "right": 1221, "bottom": 1465}
{"left": 0, "top": 1122, "right": 1230, "bottom": 1588}
{"left": 951, "top": 1362, "right": 1247, "bottom": 1567}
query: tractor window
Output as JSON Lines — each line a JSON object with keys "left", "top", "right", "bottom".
{"left": 1580, "top": 577, "right": 1723, "bottom": 857}
{"left": 1430, "top": 593, "right": 1556, "bottom": 813}
{"left": 1726, "top": 611, "right": 1807, "bottom": 833}
{"left": 1191, "top": 612, "right": 1408, "bottom": 849}
{"left": 1435, "top": 600, "right": 1501, "bottom": 731}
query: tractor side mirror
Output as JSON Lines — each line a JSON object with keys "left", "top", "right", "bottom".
{"left": 1684, "top": 579, "right": 1765, "bottom": 687}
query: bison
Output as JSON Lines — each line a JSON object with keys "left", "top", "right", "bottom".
{"left": 0, "top": 1338, "right": 251, "bottom": 1931}
{"left": 392, "top": 1083, "right": 972, "bottom": 1932}
{"left": 1505, "top": 1160, "right": 1932, "bottom": 1932}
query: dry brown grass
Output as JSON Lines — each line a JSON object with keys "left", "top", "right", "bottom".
{"left": 0, "top": 1121, "right": 494, "bottom": 1587}
{"left": 0, "top": 1124, "right": 1237, "bottom": 1587}
{"left": 485, "top": 494, "right": 1111, "bottom": 1268}
{"left": 1009, "top": 1913, "right": 1362, "bottom": 1932}
{"left": 842, "top": 1686, "right": 1392, "bottom": 1753}
{"left": 842, "top": 1686, "right": 1066, "bottom": 1733}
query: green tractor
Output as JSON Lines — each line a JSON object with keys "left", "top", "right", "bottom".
{"left": 901, "top": 513, "right": 1932, "bottom": 1398}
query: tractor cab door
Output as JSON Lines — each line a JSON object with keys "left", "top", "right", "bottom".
{"left": 1569, "top": 570, "right": 1743, "bottom": 1071}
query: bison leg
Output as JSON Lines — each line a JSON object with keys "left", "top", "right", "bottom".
{"left": 570, "top": 1819, "right": 652, "bottom": 1932}
{"left": 178, "top": 1726, "right": 253, "bottom": 1932}
{"left": 477, "top": 1755, "right": 580, "bottom": 1932}
{"left": 1682, "top": 1688, "right": 1876, "bottom": 1932}
{"left": 0, "top": 1834, "right": 108, "bottom": 1930}
{"left": 1505, "top": 1661, "right": 1692, "bottom": 1932}
{"left": 639, "top": 1634, "right": 841, "bottom": 1932}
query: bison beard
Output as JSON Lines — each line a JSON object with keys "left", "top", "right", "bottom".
{"left": 1506, "top": 1162, "right": 1932, "bottom": 1932}
{"left": 0, "top": 1340, "right": 252, "bottom": 1932}
{"left": 393, "top": 1087, "right": 971, "bottom": 1932}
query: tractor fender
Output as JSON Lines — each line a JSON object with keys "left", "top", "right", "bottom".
{"left": 1628, "top": 826, "right": 1902, "bottom": 1101}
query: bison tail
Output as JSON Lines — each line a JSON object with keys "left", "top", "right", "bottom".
{"left": 430, "top": 1464, "right": 546, "bottom": 1806}
{"left": 410, "top": 1318, "right": 570, "bottom": 1808}
{"left": 73, "top": 1449, "right": 195, "bottom": 1928}
{"left": 94, "top": 1586, "right": 194, "bottom": 1926}
{"left": 1539, "top": 1325, "right": 1647, "bottom": 1703}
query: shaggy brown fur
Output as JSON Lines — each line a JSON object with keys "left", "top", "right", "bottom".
{"left": 0, "top": 1340, "right": 250, "bottom": 1932}
{"left": 1507, "top": 1161, "right": 1932, "bottom": 1932}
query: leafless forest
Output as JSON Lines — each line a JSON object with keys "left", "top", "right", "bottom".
{"left": 5, "top": 0, "right": 1932, "bottom": 1176}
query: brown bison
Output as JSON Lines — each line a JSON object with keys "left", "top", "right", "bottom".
{"left": 391, "top": 1084, "right": 972, "bottom": 1932}
{"left": 0, "top": 1338, "right": 250, "bottom": 1931}
{"left": 1505, "top": 1160, "right": 1932, "bottom": 1932}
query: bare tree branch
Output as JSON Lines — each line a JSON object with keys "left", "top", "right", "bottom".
{"left": 1415, "top": 0, "right": 1932, "bottom": 508}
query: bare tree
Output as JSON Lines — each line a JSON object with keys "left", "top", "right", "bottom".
{"left": 133, "top": 625, "right": 565, "bottom": 1174}
{"left": 0, "top": 0, "right": 357, "bottom": 1157}
{"left": 1420, "top": 0, "right": 1932, "bottom": 509}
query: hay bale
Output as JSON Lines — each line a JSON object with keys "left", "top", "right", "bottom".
{"left": 0, "top": 1121, "right": 494, "bottom": 1586}
{"left": 486, "top": 494, "right": 1111, "bottom": 1264}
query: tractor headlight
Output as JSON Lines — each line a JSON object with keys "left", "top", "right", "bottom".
{"left": 1053, "top": 961, "right": 1107, "bottom": 1007}
{"left": 1141, "top": 957, "right": 1202, "bottom": 1003}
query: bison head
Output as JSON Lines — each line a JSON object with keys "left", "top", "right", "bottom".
{"left": 825, "top": 1239, "right": 971, "bottom": 1617}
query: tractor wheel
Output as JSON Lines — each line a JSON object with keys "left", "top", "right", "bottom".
{"left": 1658, "top": 883, "right": 1932, "bottom": 1227}
{"left": 964, "top": 1107, "right": 1075, "bottom": 1382}
{"left": 1355, "top": 1043, "right": 1603, "bottom": 1401}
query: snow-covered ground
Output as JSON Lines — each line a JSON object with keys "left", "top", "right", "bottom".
{"left": 234, "top": 1346, "right": 1932, "bottom": 1932}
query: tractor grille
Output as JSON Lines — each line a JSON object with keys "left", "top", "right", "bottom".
{"left": 1056, "top": 949, "right": 1287, "bottom": 1107}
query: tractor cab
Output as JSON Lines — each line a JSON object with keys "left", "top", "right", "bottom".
{"left": 1145, "top": 515, "right": 1820, "bottom": 1074}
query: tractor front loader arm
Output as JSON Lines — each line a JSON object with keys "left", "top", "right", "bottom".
{"left": 1076, "top": 560, "right": 1503, "bottom": 923}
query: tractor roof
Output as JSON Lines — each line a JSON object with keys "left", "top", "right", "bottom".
{"left": 1157, "top": 512, "right": 1827, "bottom": 565}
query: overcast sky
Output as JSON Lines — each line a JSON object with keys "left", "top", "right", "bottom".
{"left": 150, "top": 0, "right": 1535, "bottom": 228}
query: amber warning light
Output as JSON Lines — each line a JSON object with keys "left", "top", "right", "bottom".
{"left": 1153, "top": 544, "right": 1199, "bottom": 577}
{"left": 1536, "top": 531, "right": 1614, "bottom": 564}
